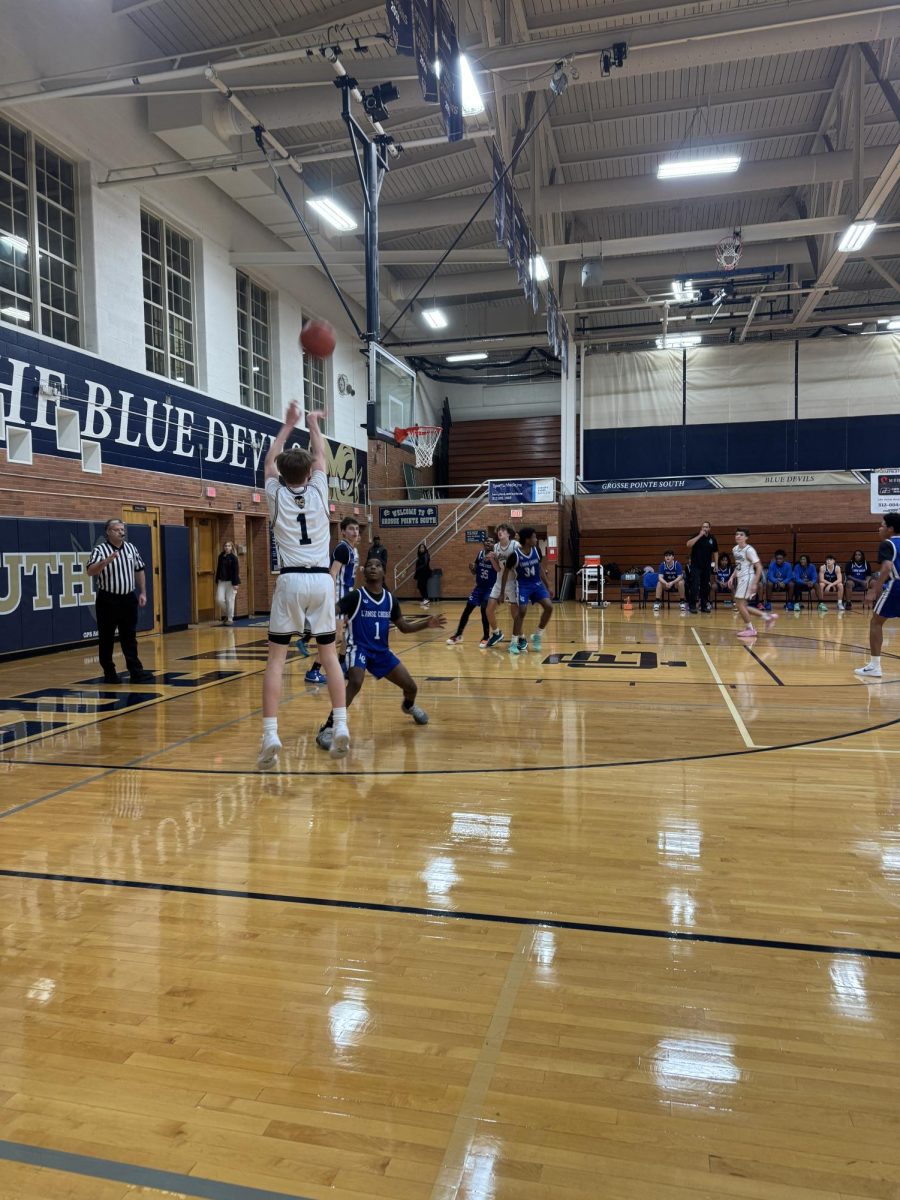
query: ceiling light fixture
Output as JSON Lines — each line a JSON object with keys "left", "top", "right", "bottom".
{"left": 886, "top": 317, "right": 900, "bottom": 331}
{"left": 837, "top": 221, "right": 877, "bottom": 253}
{"left": 459, "top": 54, "right": 485, "bottom": 115}
{"left": 307, "top": 196, "right": 357, "bottom": 232}
{"left": 656, "top": 333, "right": 702, "bottom": 350}
{"left": 446, "top": 352, "right": 487, "bottom": 362}
{"left": 658, "top": 156, "right": 741, "bottom": 180}
{"left": 530, "top": 255, "right": 549, "bottom": 282}
{"left": 422, "top": 308, "right": 448, "bottom": 329}
{"left": 672, "top": 278, "right": 699, "bottom": 302}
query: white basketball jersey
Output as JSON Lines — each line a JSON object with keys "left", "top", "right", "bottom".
{"left": 732, "top": 542, "right": 759, "bottom": 585}
{"left": 494, "top": 538, "right": 520, "bottom": 569}
{"left": 266, "top": 470, "right": 330, "bottom": 568}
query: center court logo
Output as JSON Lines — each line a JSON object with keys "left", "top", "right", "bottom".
{"left": 544, "top": 650, "right": 687, "bottom": 669}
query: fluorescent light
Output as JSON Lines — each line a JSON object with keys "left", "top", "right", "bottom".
{"left": 887, "top": 318, "right": 900, "bottom": 331}
{"left": 459, "top": 54, "right": 484, "bottom": 115}
{"left": 658, "top": 156, "right": 741, "bottom": 180}
{"left": 1, "top": 232, "right": 29, "bottom": 254}
{"left": 848, "top": 321, "right": 864, "bottom": 327}
{"left": 672, "top": 278, "right": 699, "bottom": 302}
{"left": 446, "top": 352, "right": 487, "bottom": 362}
{"left": 422, "top": 308, "right": 448, "bottom": 329}
{"left": 838, "top": 221, "right": 876, "bottom": 253}
{"left": 656, "top": 333, "right": 702, "bottom": 350}
{"left": 530, "top": 254, "right": 549, "bottom": 282}
{"left": 308, "top": 196, "right": 357, "bottom": 232}
{"left": 1, "top": 305, "right": 31, "bottom": 321}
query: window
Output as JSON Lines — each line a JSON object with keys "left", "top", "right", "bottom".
{"left": 303, "top": 344, "right": 327, "bottom": 417}
{"left": 0, "top": 117, "right": 80, "bottom": 345}
{"left": 236, "top": 271, "right": 272, "bottom": 413}
{"left": 141, "top": 209, "right": 195, "bottom": 385}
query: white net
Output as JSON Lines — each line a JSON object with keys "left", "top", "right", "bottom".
{"left": 715, "top": 232, "right": 743, "bottom": 271}
{"left": 397, "top": 426, "right": 442, "bottom": 467}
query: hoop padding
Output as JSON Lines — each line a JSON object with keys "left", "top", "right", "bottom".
{"left": 395, "top": 425, "right": 442, "bottom": 468}
{"left": 715, "top": 234, "right": 743, "bottom": 271}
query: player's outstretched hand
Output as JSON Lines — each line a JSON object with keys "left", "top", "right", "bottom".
{"left": 428, "top": 614, "right": 447, "bottom": 629}
{"left": 307, "top": 408, "right": 327, "bottom": 428}
{"left": 285, "top": 399, "right": 302, "bottom": 427}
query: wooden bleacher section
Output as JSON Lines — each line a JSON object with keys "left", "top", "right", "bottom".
{"left": 580, "top": 523, "right": 880, "bottom": 596}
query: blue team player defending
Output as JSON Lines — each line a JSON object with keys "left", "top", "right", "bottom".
{"left": 499, "top": 527, "right": 554, "bottom": 655}
{"left": 447, "top": 539, "right": 497, "bottom": 646}
{"left": 855, "top": 512, "right": 900, "bottom": 679}
{"left": 316, "top": 558, "right": 446, "bottom": 749}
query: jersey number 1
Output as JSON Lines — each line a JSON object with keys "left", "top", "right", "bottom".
{"left": 296, "top": 513, "right": 312, "bottom": 546}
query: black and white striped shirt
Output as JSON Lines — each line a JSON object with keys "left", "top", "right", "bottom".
{"left": 89, "top": 541, "right": 145, "bottom": 595}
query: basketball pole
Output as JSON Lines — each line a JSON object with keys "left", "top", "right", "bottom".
{"left": 339, "top": 78, "right": 392, "bottom": 439}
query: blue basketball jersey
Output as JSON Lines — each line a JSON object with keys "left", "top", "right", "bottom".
{"left": 823, "top": 565, "right": 838, "bottom": 583}
{"left": 848, "top": 560, "right": 868, "bottom": 581}
{"left": 716, "top": 567, "right": 731, "bottom": 586}
{"left": 474, "top": 549, "right": 497, "bottom": 590}
{"left": 512, "top": 546, "right": 542, "bottom": 581}
{"left": 880, "top": 536, "right": 900, "bottom": 579}
{"left": 344, "top": 586, "right": 395, "bottom": 654}
{"left": 332, "top": 539, "right": 358, "bottom": 596}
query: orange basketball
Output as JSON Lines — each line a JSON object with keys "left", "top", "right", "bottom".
{"left": 300, "top": 319, "right": 336, "bottom": 358}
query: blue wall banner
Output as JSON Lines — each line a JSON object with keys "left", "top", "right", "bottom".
{"left": 435, "top": 0, "right": 463, "bottom": 142}
{"left": 0, "top": 326, "right": 366, "bottom": 501}
{"left": 581, "top": 477, "right": 717, "bottom": 495}
{"left": 488, "top": 479, "right": 554, "bottom": 504}
{"left": 0, "top": 517, "right": 154, "bottom": 656}
{"left": 580, "top": 470, "right": 866, "bottom": 495}
{"left": 412, "top": 0, "right": 438, "bottom": 102}
{"left": 379, "top": 505, "right": 439, "bottom": 528}
{"left": 465, "top": 529, "right": 487, "bottom": 542}
{"left": 387, "top": 0, "right": 414, "bottom": 53}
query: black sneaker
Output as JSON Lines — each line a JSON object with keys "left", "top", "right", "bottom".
{"left": 688, "top": 607, "right": 698, "bottom": 614}
{"left": 129, "top": 671, "right": 154, "bottom": 683}
{"left": 103, "top": 671, "right": 120, "bottom": 684}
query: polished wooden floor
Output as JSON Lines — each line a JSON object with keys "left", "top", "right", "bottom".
{"left": 1, "top": 601, "right": 899, "bottom": 1200}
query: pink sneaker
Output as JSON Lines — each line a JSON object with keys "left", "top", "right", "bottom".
{"left": 737, "top": 627, "right": 757, "bottom": 639}
{"left": 762, "top": 611, "right": 779, "bottom": 625}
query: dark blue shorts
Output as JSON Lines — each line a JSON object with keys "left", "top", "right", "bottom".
{"left": 468, "top": 586, "right": 492, "bottom": 606}
{"left": 518, "top": 580, "right": 551, "bottom": 606}
{"left": 848, "top": 578, "right": 869, "bottom": 592}
{"left": 347, "top": 646, "right": 401, "bottom": 679}
{"left": 874, "top": 579, "right": 900, "bottom": 620}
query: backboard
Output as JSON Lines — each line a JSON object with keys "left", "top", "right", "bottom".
{"left": 368, "top": 342, "right": 416, "bottom": 437}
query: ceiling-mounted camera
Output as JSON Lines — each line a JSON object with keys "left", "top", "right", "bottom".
{"left": 361, "top": 81, "right": 399, "bottom": 123}
{"left": 600, "top": 41, "right": 628, "bottom": 77}
{"left": 550, "top": 61, "right": 569, "bottom": 96}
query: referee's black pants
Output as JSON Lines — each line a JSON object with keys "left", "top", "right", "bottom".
{"left": 96, "top": 590, "right": 144, "bottom": 676}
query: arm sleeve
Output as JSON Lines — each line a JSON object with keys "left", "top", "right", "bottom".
{"left": 332, "top": 543, "right": 350, "bottom": 565}
{"left": 390, "top": 598, "right": 403, "bottom": 623}
{"left": 877, "top": 539, "right": 896, "bottom": 563}
{"left": 336, "top": 590, "right": 359, "bottom": 617}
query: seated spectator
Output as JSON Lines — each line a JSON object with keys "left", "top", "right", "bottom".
{"left": 654, "top": 551, "right": 685, "bottom": 611}
{"left": 818, "top": 554, "right": 844, "bottom": 612}
{"left": 843, "top": 549, "right": 871, "bottom": 609}
{"left": 793, "top": 555, "right": 817, "bottom": 607}
{"left": 714, "top": 553, "right": 734, "bottom": 604}
{"left": 764, "top": 549, "right": 795, "bottom": 610}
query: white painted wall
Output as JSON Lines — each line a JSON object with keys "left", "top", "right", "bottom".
{"left": 441, "top": 379, "right": 561, "bottom": 421}
{"left": 0, "top": 0, "right": 386, "bottom": 452}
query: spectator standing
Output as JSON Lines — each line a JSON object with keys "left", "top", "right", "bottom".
{"left": 414, "top": 543, "right": 432, "bottom": 608}
{"left": 368, "top": 536, "right": 388, "bottom": 569}
{"left": 686, "top": 521, "right": 718, "bottom": 613}
{"left": 215, "top": 540, "right": 241, "bottom": 624}
{"left": 86, "top": 518, "right": 153, "bottom": 684}
{"left": 764, "top": 550, "right": 794, "bottom": 610}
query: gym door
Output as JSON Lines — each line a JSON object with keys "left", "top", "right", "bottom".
{"left": 187, "top": 515, "right": 218, "bottom": 622}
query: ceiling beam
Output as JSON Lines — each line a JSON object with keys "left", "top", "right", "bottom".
{"left": 864, "top": 255, "right": 900, "bottom": 293}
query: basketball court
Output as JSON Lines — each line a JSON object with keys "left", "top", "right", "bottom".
{"left": 2, "top": 600, "right": 899, "bottom": 1200}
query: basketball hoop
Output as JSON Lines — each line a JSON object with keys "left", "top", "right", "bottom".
{"left": 395, "top": 425, "right": 442, "bottom": 468}
{"left": 715, "top": 230, "right": 743, "bottom": 271}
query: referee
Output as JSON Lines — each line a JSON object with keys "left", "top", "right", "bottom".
{"left": 87, "top": 519, "right": 153, "bottom": 683}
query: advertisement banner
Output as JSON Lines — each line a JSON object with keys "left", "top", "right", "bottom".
{"left": 871, "top": 469, "right": 900, "bottom": 514}
{"left": 412, "top": 0, "right": 439, "bottom": 102}
{"left": 465, "top": 530, "right": 487, "bottom": 542}
{"left": 379, "top": 505, "right": 439, "bottom": 528}
{"left": 386, "top": 0, "right": 414, "bottom": 53}
{"left": 488, "top": 479, "right": 537, "bottom": 504}
{"left": 581, "top": 477, "right": 717, "bottom": 495}
{"left": 435, "top": 0, "right": 463, "bottom": 142}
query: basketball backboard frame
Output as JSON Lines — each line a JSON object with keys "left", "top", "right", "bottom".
{"left": 367, "top": 342, "right": 416, "bottom": 439}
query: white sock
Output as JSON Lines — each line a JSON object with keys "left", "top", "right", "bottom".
{"left": 333, "top": 707, "right": 348, "bottom": 728}
{"left": 263, "top": 717, "right": 278, "bottom": 737}
{"left": 870, "top": 657, "right": 882, "bottom": 668}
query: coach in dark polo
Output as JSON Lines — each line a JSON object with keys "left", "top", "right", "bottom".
{"left": 686, "top": 520, "right": 719, "bottom": 613}
{"left": 87, "top": 519, "right": 153, "bottom": 683}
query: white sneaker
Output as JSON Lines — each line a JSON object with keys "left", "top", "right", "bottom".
{"left": 330, "top": 723, "right": 350, "bottom": 757}
{"left": 257, "top": 731, "right": 282, "bottom": 769}
{"left": 446, "top": 634, "right": 462, "bottom": 645}
{"left": 837, "top": 600, "right": 845, "bottom": 611}
{"left": 855, "top": 662, "right": 883, "bottom": 678}
{"left": 653, "top": 603, "right": 661, "bottom": 611}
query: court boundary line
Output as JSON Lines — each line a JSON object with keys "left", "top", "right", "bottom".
{"left": 691, "top": 629, "right": 759, "bottom": 747}
{"left": 4, "top": 712, "right": 899, "bottom": 776}
{"left": 0, "top": 1139, "right": 313, "bottom": 1200}
{"left": 1, "top": 867, "right": 898, "bottom": 960}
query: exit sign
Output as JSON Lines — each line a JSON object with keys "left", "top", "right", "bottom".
{"left": 510, "top": 508, "right": 523, "bottom": 518}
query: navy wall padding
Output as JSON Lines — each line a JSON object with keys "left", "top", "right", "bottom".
{"left": 0, "top": 516, "right": 153, "bottom": 655}
{"left": 162, "top": 525, "right": 191, "bottom": 631}
{"left": 585, "top": 415, "right": 883, "bottom": 479}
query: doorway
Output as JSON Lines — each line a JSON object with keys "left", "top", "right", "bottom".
{"left": 186, "top": 514, "right": 218, "bottom": 622}
{"left": 245, "top": 516, "right": 270, "bottom": 616}
{"left": 122, "top": 504, "right": 162, "bottom": 633}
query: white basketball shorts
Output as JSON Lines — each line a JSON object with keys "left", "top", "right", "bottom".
{"left": 734, "top": 575, "right": 756, "bottom": 600}
{"left": 269, "top": 573, "right": 336, "bottom": 638}
{"left": 489, "top": 576, "right": 520, "bottom": 604}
